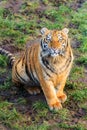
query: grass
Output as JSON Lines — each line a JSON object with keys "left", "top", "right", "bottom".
{"left": 0, "top": 55, "right": 8, "bottom": 67}
{"left": 0, "top": 0, "right": 87, "bottom": 130}
{"left": 0, "top": 101, "right": 20, "bottom": 129}
{"left": 44, "top": 5, "right": 71, "bottom": 29}
{"left": 33, "top": 101, "right": 48, "bottom": 110}
{"left": 66, "top": 65, "right": 85, "bottom": 91}
{"left": 58, "top": 123, "right": 86, "bottom": 130}
{"left": 70, "top": 1, "right": 87, "bottom": 52}
{"left": 71, "top": 88, "right": 87, "bottom": 102}
{"left": 0, "top": 7, "right": 38, "bottom": 48}
{"left": 0, "top": 73, "right": 12, "bottom": 90}
{"left": 76, "top": 55, "right": 87, "bottom": 66}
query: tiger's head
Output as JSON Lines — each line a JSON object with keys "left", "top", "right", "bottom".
{"left": 40, "top": 27, "right": 69, "bottom": 57}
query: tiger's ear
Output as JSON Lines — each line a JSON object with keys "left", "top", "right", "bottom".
{"left": 40, "top": 27, "right": 48, "bottom": 35}
{"left": 62, "top": 28, "right": 69, "bottom": 34}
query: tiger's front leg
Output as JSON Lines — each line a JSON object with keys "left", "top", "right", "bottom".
{"left": 56, "top": 79, "right": 67, "bottom": 103}
{"left": 40, "top": 81, "right": 62, "bottom": 111}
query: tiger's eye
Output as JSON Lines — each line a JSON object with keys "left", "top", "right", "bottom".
{"left": 58, "top": 34, "right": 62, "bottom": 41}
{"left": 62, "top": 43, "right": 66, "bottom": 47}
{"left": 46, "top": 34, "right": 51, "bottom": 40}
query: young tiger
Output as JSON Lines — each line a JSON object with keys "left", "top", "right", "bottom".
{"left": 0, "top": 28, "right": 74, "bottom": 111}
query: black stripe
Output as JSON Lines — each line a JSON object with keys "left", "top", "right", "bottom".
{"left": 25, "top": 47, "right": 35, "bottom": 83}
{"left": 59, "top": 53, "right": 72, "bottom": 73}
{"left": 22, "top": 55, "right": 25, "bottom": 66}
{"left": 29, "top": 47, "right": 39, "bottom": 84}
{"left": 25, "top": 63, "right": 33, "bottom": 82}
{"left": 15, "top": 59, "right": 26, "bottom": 83}
{"left": 9, "top": 57, "right": 14, "bottom": 65}
{"left": 32, "top": 47, "right": 40, "bottom": 84}
{"left": 41, "top": 57, "right": 56, "bottom": 74}
{"left": 44, "top": 69, "right": 52, "bottom": 78}
{"left": 41, "top": 39, "right": 43, "bottom": 49}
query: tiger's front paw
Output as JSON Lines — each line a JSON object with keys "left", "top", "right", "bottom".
{"left": 57, "top": 93, "right": 67, "bottom": 103}
{"left": 49, "top": 100, "right": 62, "bottom": 111}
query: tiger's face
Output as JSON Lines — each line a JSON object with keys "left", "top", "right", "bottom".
{"left": 40, "top": 27, "right": 69, "bottom": 57}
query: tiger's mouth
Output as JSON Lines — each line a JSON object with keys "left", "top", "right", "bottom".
{"left": 41, "top": 47, "right": 65, "bottom": 57}
{"left": 49, "top": 48, "right": 65, "bottom": 57}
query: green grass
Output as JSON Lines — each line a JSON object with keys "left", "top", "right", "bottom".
{"left": 70, "top": 1, "right": 87, "bottom": 52}
{"left": 0, "top": 55, "right": 8, "bottom": 67}
{"left": 33, "top": 101, "right": 48, "bottom": 111}
{"left": 0, "top": 101, "right": 21, "bottom": 129}
{"left": 55, "top": 108, "right": 71, "bottom": 121}
{"left": 0, "top": 7, "right": 38, "bottom": 47}
{"left": 44, "top": 5, "right": 71, "bottom": 29}
{"left": 32, "top": 101, "right": 49, "bottom": 122}
{"left": 58, "top": 123, "right": 86, "bottom": 130}
{"left": 71, "top": 88, "right": 87, "bottom": 102}
{"left": 66, "top": 65, "right": 85, "bottom": 90}
{"left": 0, "top": 74, "right": 12, "bottom": 90}
{"left": 76, "top": 55, "right": 87, "bottom": 66}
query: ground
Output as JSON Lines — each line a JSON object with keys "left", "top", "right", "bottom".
{"left": 0, "top": 0, "right": 87, "bottom": 130}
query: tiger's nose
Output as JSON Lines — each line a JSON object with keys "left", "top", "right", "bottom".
{"left": 51, "top": 49, "right": 58, "bottom": 54}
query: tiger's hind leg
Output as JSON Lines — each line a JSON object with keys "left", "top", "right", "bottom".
{"left": 24, "top": 86, "right": 41, "bottom": 95}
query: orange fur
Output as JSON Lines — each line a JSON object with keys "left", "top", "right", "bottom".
{"left": 12, "top": 28, "right": 74, "bottom": 111}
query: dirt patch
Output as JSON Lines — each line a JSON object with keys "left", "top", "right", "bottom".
{"left": 5, "top": 0, "right": 23, "bottom": 13}
{"left": 70, "top": 0, "right": 86, "bottom": 10}
{"left": 0, "top": 124, "right": 10, "bottom": 130}
{"left": 71, "top": 39, "right": 82, "bottom": 48}
{"left": 70, "top": 108, "right": 87, "bottom": 126}
{"left": 1, "top": 44, "right": 22, "bottom": 54}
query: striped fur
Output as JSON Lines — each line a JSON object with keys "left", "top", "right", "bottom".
{"left": 0, "top": 47, "right": 15, "bottom": 66}
{"left": 0, "top": 28, "right": 74, "bottom": 111}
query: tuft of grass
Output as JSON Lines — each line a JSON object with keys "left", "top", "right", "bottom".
{"left": 16, "top": 97, "right": 27, "bottom": 105}
{"left": 58, "top": 123, "right": 86, "bottom": 130}
{"left": 71, "top": 1, "right": 87, "bottom": 52}
{"left": 0, "top": 101, "right": 31, "bottom": 130}
{"left": 76, "top": 55, "right": 87, "bottom": 66}
{"left": 33, "top": 101, "right": 48, "bottom": 110}
{"left": 66, "top": 65, "right": 85, "bottom": 90}
{"left": 0, "top": 55, "right": 8, "bottom": 67}
{"left": 0, "top": 101, "right": 13, "bottom": 108}
{"left": 44, "top": 5, "right": 71, "bottom": 29}
{"left": 22, "top": 122, "right": 49, "bottom": 130}
{"left": 0, "top": 74, "right": 12, "bottom": 90}
{"left": 42, "top": 0, "right": 49, "bottom": 5}
{"left": 71, "top": 88, "right": 87, "bottom": 102}
{"left": 33, "top": 101, "right": 48, "bottom": 119}
{"left": 0, "top": 101, "right": 20, "bottom": 128}
{"left": 55, "top": 108, "right": 70, "bottom": 121}
{"left": 0, "top": 68, "right": 6, "bottom": 75}
{"left": 0, "top": 7, "right": 38, "bottom": 48}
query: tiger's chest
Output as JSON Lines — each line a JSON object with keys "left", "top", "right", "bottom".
{"left": 40, "top": 55, "right": 73, "bottom": 87}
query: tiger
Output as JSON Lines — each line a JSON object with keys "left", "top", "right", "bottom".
{"left": 0, "top": 27, "right": 74, "bottom": 111}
